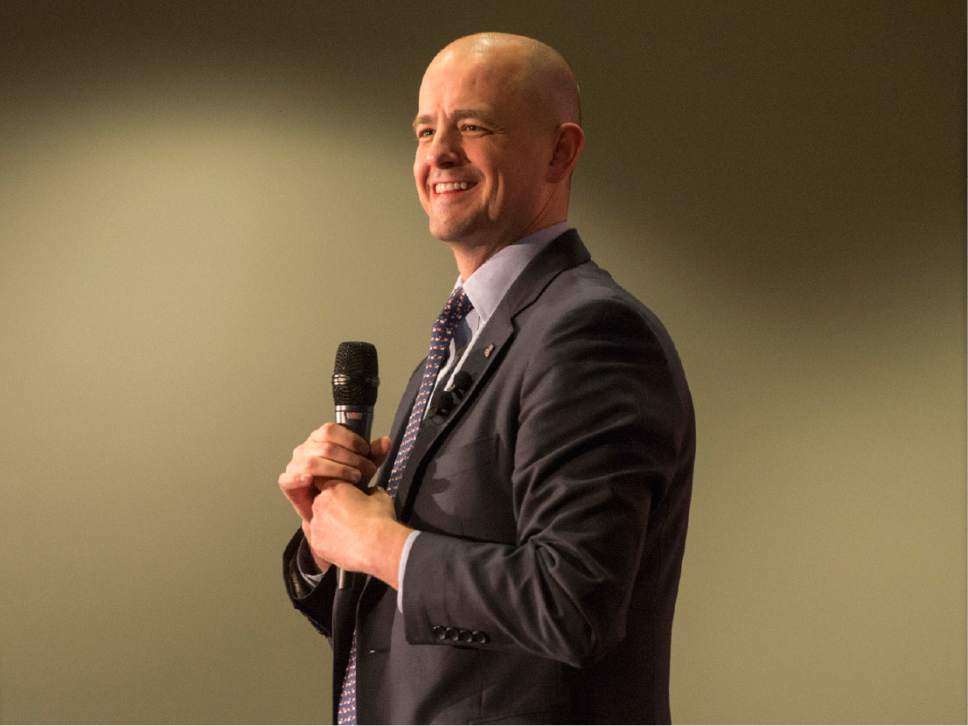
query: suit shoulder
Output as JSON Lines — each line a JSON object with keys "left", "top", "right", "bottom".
{"left": 516, "top": 257, "right": 692, "bottom": 408}
{"left": 522, "top": 259, "right": 676, "bottom": 350}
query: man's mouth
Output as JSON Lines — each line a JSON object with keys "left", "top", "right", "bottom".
{"left": 433, "top": 181, "right": 476, "bottom": 194}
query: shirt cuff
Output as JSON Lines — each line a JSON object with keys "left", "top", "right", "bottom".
{"left": 397, "top": 530, "right": 421, "bottom": 612}
{"left": 296, "top": 535, "right": 326, "bottom": 586}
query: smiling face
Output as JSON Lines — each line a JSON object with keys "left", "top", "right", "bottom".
{"left": 412, "top": 44, "right": 562, "bottom": 253}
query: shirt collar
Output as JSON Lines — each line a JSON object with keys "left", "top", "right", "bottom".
{"left": 454, "top": 221, "right": 571, "bottom": 326}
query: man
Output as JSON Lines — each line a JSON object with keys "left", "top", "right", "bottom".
{"left": 278, "top": 33, "right": 694, "bottom": 724}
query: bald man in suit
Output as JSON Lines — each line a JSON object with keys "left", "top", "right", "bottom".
{"left": 278, "top": 33, "right": 695, "bottom": 724}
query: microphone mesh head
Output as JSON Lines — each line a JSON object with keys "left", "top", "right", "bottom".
{"left": 332, "top": 341, "right": 379, "bottom": 406}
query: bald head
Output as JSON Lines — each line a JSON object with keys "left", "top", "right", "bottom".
{"left": 429, "top": 33, "right": 581, "bottom": 129}
{"left": 413, "top": 32, "right": 585, "bottom": 272}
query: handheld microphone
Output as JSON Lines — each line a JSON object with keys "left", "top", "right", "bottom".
{"left": 331, "top": 341, "right": 379, "bottom": 589}
{"left": 332, "top": 341, "right": 379, "bottom": 451}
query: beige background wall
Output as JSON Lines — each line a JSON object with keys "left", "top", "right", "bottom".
{"left": 1, "top": 2, "right": 964, "bottom": 723}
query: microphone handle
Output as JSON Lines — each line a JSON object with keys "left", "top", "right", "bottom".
{"left": 335, "top": 405, "right": 374, "bottom": 465}
{"left": 334, "top": 405, "right": 374, "bottom": 590}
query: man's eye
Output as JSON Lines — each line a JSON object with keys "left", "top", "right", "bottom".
{"left": 461, "top": 124, "right": 483, "bottom": 133}
{"left": 417, "top": 128, "right": 434, "bottom": 138}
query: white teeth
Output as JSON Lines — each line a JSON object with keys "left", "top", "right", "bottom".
{"left": 434, "top": 181, "right": 470, "bottom": 193}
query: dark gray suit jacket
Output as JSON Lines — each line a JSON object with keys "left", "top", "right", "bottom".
{"left": 283, "top": 230, "right": 695, "bottom": 724}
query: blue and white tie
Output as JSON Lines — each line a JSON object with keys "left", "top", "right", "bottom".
{"left": 336, "top": 287, "right": 473, "bottom": 725}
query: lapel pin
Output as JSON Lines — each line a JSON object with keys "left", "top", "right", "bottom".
{"left": 483, "top": 343, "right": 495, "bottom": 358}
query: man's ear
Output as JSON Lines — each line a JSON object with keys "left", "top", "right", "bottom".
{"left": 546, "top": 122, "right": 585, "bottom": 183}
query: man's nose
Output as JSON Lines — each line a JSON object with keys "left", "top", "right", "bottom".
{"left": 426, "top": 127, "right": 462, "bottom": 167}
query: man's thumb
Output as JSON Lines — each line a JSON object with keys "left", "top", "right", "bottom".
{"left": 369, "top": 436, "right": 393, "bottom": 467}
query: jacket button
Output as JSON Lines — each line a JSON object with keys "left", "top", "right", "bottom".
{"left": 432, "top": 626, "right": 446, "bottom": 641}
{"left": 471, "top": 630, "right": 489, "bottom": 644}
{"left": 458, "top": 629, "right": 472, "bottom": 642}
{"left": 444, "top": 627, "right": 459, "bottom": 641}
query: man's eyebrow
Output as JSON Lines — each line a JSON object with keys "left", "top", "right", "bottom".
{"left": 411, "top": 109, "right": 498, "bottom": 130}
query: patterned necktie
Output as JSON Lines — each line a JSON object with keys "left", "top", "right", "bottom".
{"left": 336, "top": 287, "right": 473, "bottom": 725}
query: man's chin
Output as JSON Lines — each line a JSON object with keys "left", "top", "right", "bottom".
{"left": 428, "top": 219, "right": 476, "bottom": 244}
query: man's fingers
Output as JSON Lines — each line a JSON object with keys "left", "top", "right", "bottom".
{"left": 278, "top": 470, "right": 310, "bottom": 492}
{"left": 302, "top": 458, "right": 366, "bottom": 483}
{"left": 288, "top": 444, "right": 377, "bottom": 482}
{"left": 302, "top": 444, "right": 377, "bottom": 479}
{"left": 369, "top": 436, "right": 393, "bottom": 467}
{"left": 277, "top": 472, "right": 315, "bottom": 522}
{"left": 309, "top": 421, "right": 370, "bottom": 455}
{"left": 278, "top": 423, "right": 386, "bottom": 528}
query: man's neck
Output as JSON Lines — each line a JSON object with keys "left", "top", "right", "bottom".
{"left": 450, "top": 240, "right": 509, "bottom": 283}
{"left": 449, "top": 220, "right": 568, "bottom": 282}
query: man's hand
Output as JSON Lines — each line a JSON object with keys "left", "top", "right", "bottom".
{"left": 304, "top": 483, "right": 413, "bottom": 590}
{"left": 278, "top": 422, "right": 391, "bottom": 520}
{"left": 277, "top": 423, "right": 393, "bottom": 572}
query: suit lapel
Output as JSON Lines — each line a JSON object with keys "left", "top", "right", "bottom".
{"left": 392, "top": 310, "right": 515, "bottom": 517}
{"left": 392, "top": 229, "right": 592, "bottom": 519}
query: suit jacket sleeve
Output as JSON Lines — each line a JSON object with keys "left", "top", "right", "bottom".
{"left": 401, "top": 297, "right": 692, "bottom": 668}
{"left": 282, "top": 528, "right": 339, "bottom": 639}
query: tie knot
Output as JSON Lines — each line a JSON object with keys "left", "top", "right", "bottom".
{"left": 440, "top": 287, "right": 473, "bottom": 325}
